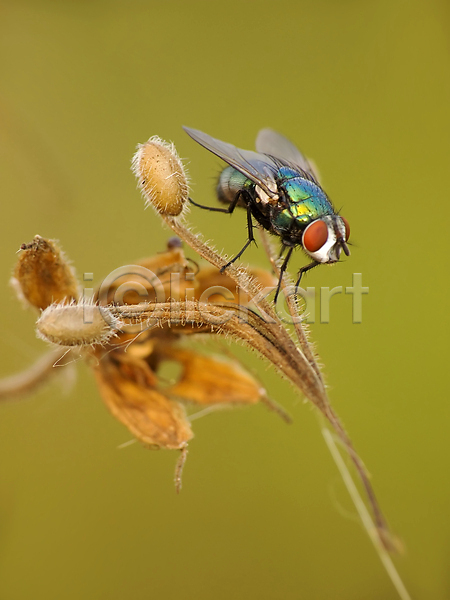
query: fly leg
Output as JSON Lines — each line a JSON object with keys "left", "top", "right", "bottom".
{"left": 274, "top": 246, "right": 294, "bottom": 303}
{"left": 189, "top": 191, "right": 243, "bottom": 214}
{"left": 295, "top": 261, "right": 319, "bottom": 289}
{"left": 220, "top": 202, "right": 256, "bottom": 273}
{"left": 189, "top": 191, "right": 255, "bottom": 271}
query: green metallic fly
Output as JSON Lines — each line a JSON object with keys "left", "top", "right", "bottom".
{"left": 183, "top": 127, "right": 350, "bottom": 299}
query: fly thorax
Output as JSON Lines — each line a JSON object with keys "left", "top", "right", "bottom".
{"left": 302, "top": 215, "right": 350, "bottom": 264}
{"left": 255, "top": 181, "right": 279, "bottom": 205}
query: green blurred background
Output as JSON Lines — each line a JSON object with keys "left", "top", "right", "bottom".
{"left": 1, "top": 1, "right": 449, "bottom": 598}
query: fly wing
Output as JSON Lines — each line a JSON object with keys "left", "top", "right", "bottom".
{"left": 255, "top": 128, "right": 321, "bottom": 184}
{"left": 183, "top": 126, "right": 279, "bottom": 197}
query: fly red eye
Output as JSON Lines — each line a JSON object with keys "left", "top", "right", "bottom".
{"left": 303, "top": 220, "right": 328, "bottom": 252}
{"left": 341, "top": 217, "right": 350, "bottom": 241}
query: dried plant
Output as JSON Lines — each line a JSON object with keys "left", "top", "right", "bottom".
{"left": 133, "top": 137, "right": 395, "bottom": 546}
{"left": 3, "top": 234, "right": 288, "bottom": 490}
{"left": 1, "top": 134, "right": 411, "bottom": 599}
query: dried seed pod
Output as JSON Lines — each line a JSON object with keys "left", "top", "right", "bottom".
{"left": 11, "top": 235, "right": 79, "bottom": 310}
{"left": 131, "top": 136, "right": 189, "bottom": 216}
{"left": 36, "top": 301, "right": 121, "bottom": 347}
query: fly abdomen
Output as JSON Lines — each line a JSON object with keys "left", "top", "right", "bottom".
{"left": 217, "top": 166, "right": 250, "bottom": 207}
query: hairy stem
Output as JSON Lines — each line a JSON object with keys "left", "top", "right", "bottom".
{"left": 0, "top": 347, "right": 69, "bottom": 400}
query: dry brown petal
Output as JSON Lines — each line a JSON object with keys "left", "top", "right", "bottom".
{"left": 136, "top": 244, "right": 189, "bottom": 275}
{"left": 162, "top": 347, "right": 264, "bottom": 406}
{"left": 96, "top": 244, "right": 197, "bottom": 307}
{"left": 195, "top": 267, "right": 276, "bottom": 304}
{"left": 11, "top": 235, "right": 79, "bottom": 310}
{"left": 93, "top": 353, "right": 192, "bottom": 450}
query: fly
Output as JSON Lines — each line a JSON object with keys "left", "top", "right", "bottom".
{"left": 183, "top": 126, "right": 350, "bottom": 300}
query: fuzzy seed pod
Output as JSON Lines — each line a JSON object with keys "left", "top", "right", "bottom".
{"left": 11, "top": 236, "right": 80, "bottom": 311}
{"left": 36, "top": 301, "right": 121, "bottom": 347}
{"left": 131, "top": 136, "right": 189, "bottom": 216}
